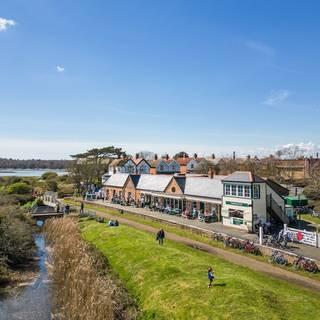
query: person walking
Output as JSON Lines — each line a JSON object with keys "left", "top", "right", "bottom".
{"left": 156, "top": 228, "right": 165, "bottom": 245}
{"left": 207, "top": 267, "right": 215, "bottom": 288}
{"left": 80, "top": 201, "right": 84, "bottom": 214}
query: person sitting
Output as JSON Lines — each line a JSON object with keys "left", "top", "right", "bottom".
{"left": 114, "top": 220, "right": 119, "bottom": 226}
{"left": 108, "top": 220, "right": 115, "bottom": 226}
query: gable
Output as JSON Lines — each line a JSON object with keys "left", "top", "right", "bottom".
{"left": 124, "top": 175, "right": 136, "bottom": 190}
{"left": 164, "top": 177, "right": 184, "bottom": 195}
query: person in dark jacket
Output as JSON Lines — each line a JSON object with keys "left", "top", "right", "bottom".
{"left": 207, "top": 267, "right": 215, "bottom": 288}
{"left": 80, "top": 201, "right": 84, "bottom": 213}
{"left": 156, "top": 229, "right": 165, "bottom": 245}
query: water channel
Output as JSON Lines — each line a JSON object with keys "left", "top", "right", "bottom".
{"left": 0, "top": 234, "right": 52, "bottom": 320}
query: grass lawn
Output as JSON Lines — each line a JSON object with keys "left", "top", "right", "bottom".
{"left": 66, "top": 199, "right": 320, "bottom": 282}
{"left": 301, "top": 213, "right": 320, "bottom": 228}
{"left": 81, "top": 220, "right": 320, "bottom": 320}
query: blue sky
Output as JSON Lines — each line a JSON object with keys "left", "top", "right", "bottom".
{"left": 0, "top": 0, "right": 320, "bottom": 159}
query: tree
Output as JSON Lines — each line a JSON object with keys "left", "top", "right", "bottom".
{"left": 47, "top": 180, "right": 58, "bottom": 192}
{"left": 194, "top": 159, "right": 220, "bottom": 175}
{"left": 136, "top": 151, "right": 155, "bottom": 160}
{"left": 41, "top": 172, "right": 59, "bottom": 180}
{"left": 173, "top": 151, "right": 189, "bottom": 159}
{"left": 69, "top": 146, "right": 127, "bottom": 192}
{"left": 7, "top": 182, "right": 32, "bottom": 195}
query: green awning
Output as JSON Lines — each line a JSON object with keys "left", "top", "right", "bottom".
{"left": 285, "top": 196, "right": 308, "bottom": 207}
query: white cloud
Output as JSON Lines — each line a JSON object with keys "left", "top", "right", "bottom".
{"left": 244, "top": 40, "right": 275, "bottom": 56}
{"left": 263, "top": 90, "right": 291, "bottom": 106}
{"left": 0, "top": 17, "right": 16, "bottom": 31}
{"left": 56, "top": 65, "right": 65, "bottom": 73}
{"left": 276, "top": 142, "right": 320, "bottom": 157}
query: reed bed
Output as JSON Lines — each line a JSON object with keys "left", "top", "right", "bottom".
{"left": 45, "top": 218, "right": 138, "bottom": 320}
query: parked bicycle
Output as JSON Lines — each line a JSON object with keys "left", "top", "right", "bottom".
{"left": 293, "top": 256, "right": 319, "bottom": 273}
{"left": 270, "top": 251, "right": 288, "bottom": 266}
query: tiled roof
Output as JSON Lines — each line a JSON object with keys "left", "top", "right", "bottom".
{"left": 132, "top": 158, "right": 143, "bottom": 165}
{"left": 134, "top": 158, "right": 151, "bottom": 167}
{"left": 137, "top": 174, "right": 172, "bottom": 192}
{"left": 222, "top": 171, "right": 265, "bottom": 183}
{"left": 184, "top": 177, "right": 223, "bottom": 199}
{"left": 105, "top": 173, "right": 129, "bottom": 187}
{"left": 147, "top": 160, "right": 161, "bottom": 168}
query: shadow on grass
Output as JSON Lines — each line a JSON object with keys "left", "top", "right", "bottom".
{"left": 213, "top": 283, "right": 226, "bottom": 287}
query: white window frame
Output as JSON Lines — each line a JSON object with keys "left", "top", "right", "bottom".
{"left": 237, "top": 185, "right": 243, "bottom": 197}
{"left": 244, "top": 185, "right": 251, "bottom": 198}
{"left": 253, "top": 184, "right": 260, "bottom": 199}
{"left": 231, "top": 184, "right": 237, "bottom": 196}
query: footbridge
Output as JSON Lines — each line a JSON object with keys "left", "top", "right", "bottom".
{"left": 31, "top": 205, "right": 65, "bottom": 222}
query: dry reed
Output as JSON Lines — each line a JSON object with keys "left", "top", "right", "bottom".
{"left": 44, "top": 218, "right": 138, "bottom": 320}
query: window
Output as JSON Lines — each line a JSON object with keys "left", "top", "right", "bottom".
{"left": 190, "top": 164, "right": 194, "bottom": 169}
{"left": 253, "top": 184, "right": 260, "bottom": 199}
{"left": 237, "top": 185, "right": 243, "bottom": 197}
{"left": 229, "top": 209, "right": 244, "bottom": 219}
{"left": 160, "top": 165, "right": 164, "bottom": 171}
{"left": 231, "top": 184, "right": 237, "bottom": 196}
{"left": 244, "top": 185, "right": 251, "bottom": 198}
{"left": 171, "top": 187, "right": 176, "bottom": 193}
{"left": 172, "top": 165, "right": 176, "bottom": 171}
{"left": 225, "top": 184, "right": 231, "bottom": 195}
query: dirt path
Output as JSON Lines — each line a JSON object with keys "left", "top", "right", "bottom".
{"left": 87, "top": 209, "right": 320, "bottom": 292}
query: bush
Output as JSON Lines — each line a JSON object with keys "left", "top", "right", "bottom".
{"left": 7, "top": 182, "right": 32, "bottom": 195}
{"left": 0, "top": 206, "right": 35, "bottom": 267}
{"left": 47, "top": 180, "right": 58, "bottom": 192}
{"left": 41, "top": 172, "right": 59, "bottom": 180}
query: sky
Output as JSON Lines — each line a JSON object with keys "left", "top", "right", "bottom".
{"left": 1, "top": 0, "right": 320, "bottom": 159}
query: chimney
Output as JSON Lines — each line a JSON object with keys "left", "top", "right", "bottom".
{"left": 317, "top": 152, "right": 319, "bottom": 159}
{"left": 135, "top": 153, "right": 139, "bottom": 159}
{"left": 154, "top": 154, "right": 158, "bottom": 160}
{"left": 166, "top": 154, "right": 169, "bottom": 160}
{"left": 208, "top": 168, "right": 214, "bottom": 179}
{"left": 211, "top": 153, "right": 215, "bottom": 160}
{"left": 194, "top": 153, "right": 198, "bottom": 159}
{"left": 233, "top": 151, "right": 236, "bottom": 160}
{"left": 247, "top": 154, "right": 251, "bottom": 160}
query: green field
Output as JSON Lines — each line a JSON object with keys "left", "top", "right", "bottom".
{"left": 81, "top": 220, "right": 320, "bottom": 320}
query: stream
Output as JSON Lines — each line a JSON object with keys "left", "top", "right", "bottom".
{"left": 0, "top": 234, "right": 52, "bottom": 320}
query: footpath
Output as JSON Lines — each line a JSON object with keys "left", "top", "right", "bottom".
{"left": 69, "top": 199, "right": 320, "bottom": 292}
{"left": 87, "top": 199, "right": 320, "bottom": 261}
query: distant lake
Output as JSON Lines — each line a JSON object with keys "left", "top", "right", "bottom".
{"left": 0, "top": 169, "right": 67, "bottom": 177}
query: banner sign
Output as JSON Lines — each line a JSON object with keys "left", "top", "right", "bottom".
{"left": 285, "top": 226, "right": 318, "bottom": 247}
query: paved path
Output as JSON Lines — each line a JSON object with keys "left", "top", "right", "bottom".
{"left": 80, "top": 204, "right": 320, "bottom": 293}
{"left": 85, "top": 199, "right": 320, "bottom": 261}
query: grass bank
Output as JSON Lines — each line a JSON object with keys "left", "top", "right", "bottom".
{"left": 45, "top": 218, "right": 138, "bottom": 320}
{"left": 65, "top": 199, "right": 320, "bottom": 281}
{"left": 81, "top": 220, "right": 320, "bottom": 320}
